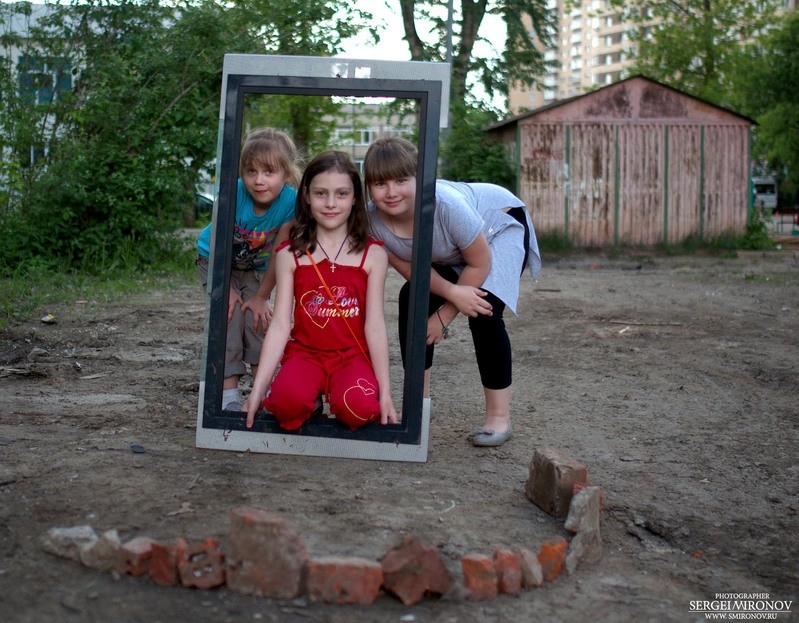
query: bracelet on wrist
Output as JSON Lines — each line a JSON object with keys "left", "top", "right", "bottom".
{"left": 436, "top": 307, "right": 450, "bottom": 340}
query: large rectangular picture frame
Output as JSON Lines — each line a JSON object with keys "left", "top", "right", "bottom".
{"left": 196, "top": 54, "right": 450, "bottom": 462}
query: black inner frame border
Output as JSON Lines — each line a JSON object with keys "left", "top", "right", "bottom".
{"left": 201, "top": 73, "right": 441, "bottom": 444}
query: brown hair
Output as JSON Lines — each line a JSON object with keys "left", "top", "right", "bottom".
{"left": 362, "top": 137, "right": 418, "bottom": 189}
{"left": 239, "top": 127, "right": 302, "bottom": 187}
{"left": 290, "top": 151, "right": 370, "bottom": 255}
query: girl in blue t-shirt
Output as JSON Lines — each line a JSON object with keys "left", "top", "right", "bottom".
{"left": 197, "top": 128, "right": 302, "bottom": 411}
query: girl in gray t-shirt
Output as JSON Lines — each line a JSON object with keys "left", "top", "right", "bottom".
{"left": 364, "top": 138, "right": 540, "bottom": 447}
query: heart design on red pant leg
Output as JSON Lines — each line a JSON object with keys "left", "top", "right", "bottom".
{"left": 343, "top": 377, "right": 377, "bottom": 422}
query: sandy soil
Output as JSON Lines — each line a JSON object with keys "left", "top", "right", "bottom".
{"left": 1, "top": 250, "right": 798, "bottom": 623}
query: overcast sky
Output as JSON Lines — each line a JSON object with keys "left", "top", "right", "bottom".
{"left": 339, "top": 0, "right": 506, "bottom": 62}
{"left": 338, "top": 0, "right": 507, "bottom": 107}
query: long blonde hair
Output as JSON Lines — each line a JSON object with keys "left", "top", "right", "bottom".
{"left": 239, "top": 128, "right": 302, "bottom": 187}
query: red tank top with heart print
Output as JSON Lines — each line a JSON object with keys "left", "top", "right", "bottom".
{"left": 283, "top": 238, "right": 382, "bottom": 353}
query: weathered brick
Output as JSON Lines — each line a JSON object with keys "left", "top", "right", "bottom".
{"left": 564, "top": 485, "right": 603, "bottom": 533}
{"left": 518, "top": 546, "right": 544, "bottom": 588}
{"left": 381, "top": 534, "right": 453, "bottom": 606}
{"left": 537, "top": 538, "right": 568, "bottom": 583}
{"left": 178, "top": 538, "right": 225, "bottom": 589}
{"left": 461, "top": 554, "right": 497, "bottom": 601}
{"left": 41, "top": 525, "right": 97, "bottom": 562}
{"left": 565, "top": 529, "right": 603, "bottom": 575}
{"left": 117, "top": 536, "right": 158, "bottom": 576}
{"left": 573, "top": 481, "right": 604, "bottom": 508}
{"left": 150, "top": 538, "right": 187, "bottom": 586}
{"left": 79, "top": 529, "right": 120, "bottom": 572}
{"left": 493, "top": 548, "right": 522, "bottom": 596}
{"left": 306, "top": 556, "right": 383, "bottom": 605}
{"left": 226, "top": 506, "right": 309, "bottom": 599}
{"left": 525, "top": 447, "right": 588, "bottom": 517}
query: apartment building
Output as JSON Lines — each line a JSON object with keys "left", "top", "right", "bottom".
{"left": 507, "top": 0, "right": 633, "bottom": 113}
{"left": 326, "top": 101, "right": 416, "bottom": 172}
{"left": 508, "top": 0, "right": 798, "bottom": 115}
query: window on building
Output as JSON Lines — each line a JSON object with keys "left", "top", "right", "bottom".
{"left": 356, "top": 129, "right": 373, "bottom": 145}
{"left": 333, "top": 127, "right": 354, "bottom": 145}
{"left": 17, "top": 55, "right": 71, "bottom": 105}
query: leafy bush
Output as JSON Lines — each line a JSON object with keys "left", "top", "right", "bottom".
{"left": 439, "top": 102, "right": 515, "bottom": 190}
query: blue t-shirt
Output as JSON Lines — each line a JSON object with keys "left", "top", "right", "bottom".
{"left": 197, "top": 179, "right": 297, "bottom": 271}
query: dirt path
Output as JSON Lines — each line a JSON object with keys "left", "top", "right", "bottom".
{"left": 1, "top": 251, "right": 798, "bottom": 622}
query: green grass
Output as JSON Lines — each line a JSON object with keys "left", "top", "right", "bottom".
{"left": 0, "top": 255, "right": 197, "bottom": 331}
{"left": 739, "top": 270, "right": 799, "bottom": 286}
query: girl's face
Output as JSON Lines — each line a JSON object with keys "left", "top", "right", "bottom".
{"left": 305, "top": 170, "right": 355, "bottom": 232}
{"left": 368, "top": 176, "right": 417, "bottom": 219}
{"left": 242, "top": 160, "right": 290, "bottom": 212}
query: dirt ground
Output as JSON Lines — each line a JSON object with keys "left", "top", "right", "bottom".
{"left": 1, "top": 249, "right": 798, "bottom": 623}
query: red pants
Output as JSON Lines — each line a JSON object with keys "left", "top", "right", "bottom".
{"left": 264, "top": 343, "right": 380, "bottom": 431}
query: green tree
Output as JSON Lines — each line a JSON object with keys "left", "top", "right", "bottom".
{"left": 439, "top": 101, "right": 514, "bottom": 188}
{"left": 397, "top": 0, "right": 555, "bottom": 109}
{"left": 232, "top": 0, "right": 378, "bottom": 155}
{"left": 0, "top": 0, "right": 241, "bottom": 271}
{"left": 605, "top": 0, "right": 782, "bottom": 106}
{"left": 733, "top": 10, "right": 799, "bottom": 204}
{"left": 0, "top": 0, "right": 374, "bottom": 273}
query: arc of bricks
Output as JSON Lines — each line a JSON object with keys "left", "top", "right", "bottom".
{"left": 40, "top": 446, "right": 602, "bottom": 605}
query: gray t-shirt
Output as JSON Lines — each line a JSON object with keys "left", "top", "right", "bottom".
{"left": 368, "top": 180, "right": 540, "bottom": 315}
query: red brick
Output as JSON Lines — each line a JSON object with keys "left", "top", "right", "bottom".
{"left": 573, "top": 481, "right": 603, "bottom": 502}
{"left": 565, "top": 530, "right": 603, "bottom": 575}
{"left": 537, "top": 538, "right": 568, "bottom": 582}
{"left": 79, "top": 529, "right": 121, "bottom": 572}
{"left": 178, "top": 538, "right": 225, "bottom": 589}
{"left": 116, "top": 536, "right": 158, "bottom": 576}
{"left": 381, "top": 534, "right": 453, "bottom": 606}
{"left": 226, "top": 507, "right": 309, "bottom": 599}
{"left": 461, "top": 554, "right": 497, "bottom": 601}
{"left": 565, "top": 485, "right": 603, "bottom": 533}
{"left": 572, "top": 482, "right": 604, "bottom": 513}
{"left": 518, "top": 546, "right": 544, "bottom": 588}
{"left": 525, "top": 447, "right": 588, "bottom": 517}
{"left": 493, "top": 548, "right": 522, "bottom": 596}
{"left": 149, "top": 538, "right": 187, "bottom": 586}
{"left": 306, "top": 556, "right": 383, "bottom": 605}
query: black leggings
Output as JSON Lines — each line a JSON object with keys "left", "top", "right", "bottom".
{"left": 398, "top": 265, "right": 512, "bottom": 390}
{"left": 397, "top": 208, "right": 530, "bottom": 390}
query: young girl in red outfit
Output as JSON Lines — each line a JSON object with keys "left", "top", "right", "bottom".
{"left": 244, "top": 151, "right": 398, "bottom": 431}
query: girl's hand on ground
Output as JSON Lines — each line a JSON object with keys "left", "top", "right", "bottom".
{"left": 241, "top": 296, "right": 273, "bottom": 334}
{"left": 244, "top": 397, "right": 257, "bottom": 429}
{"left": 380, "top": 396, "right": 399, "bottom": 425}
{"left": 450, "top": 285, "right": 491, "bottom": 317}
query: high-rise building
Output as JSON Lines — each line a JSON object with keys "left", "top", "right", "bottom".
{"left": 507, "top": 0, "right": 637, "bottom": 113}
{"left": 508, "top": 0, "right": 798, "bottom": 115}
